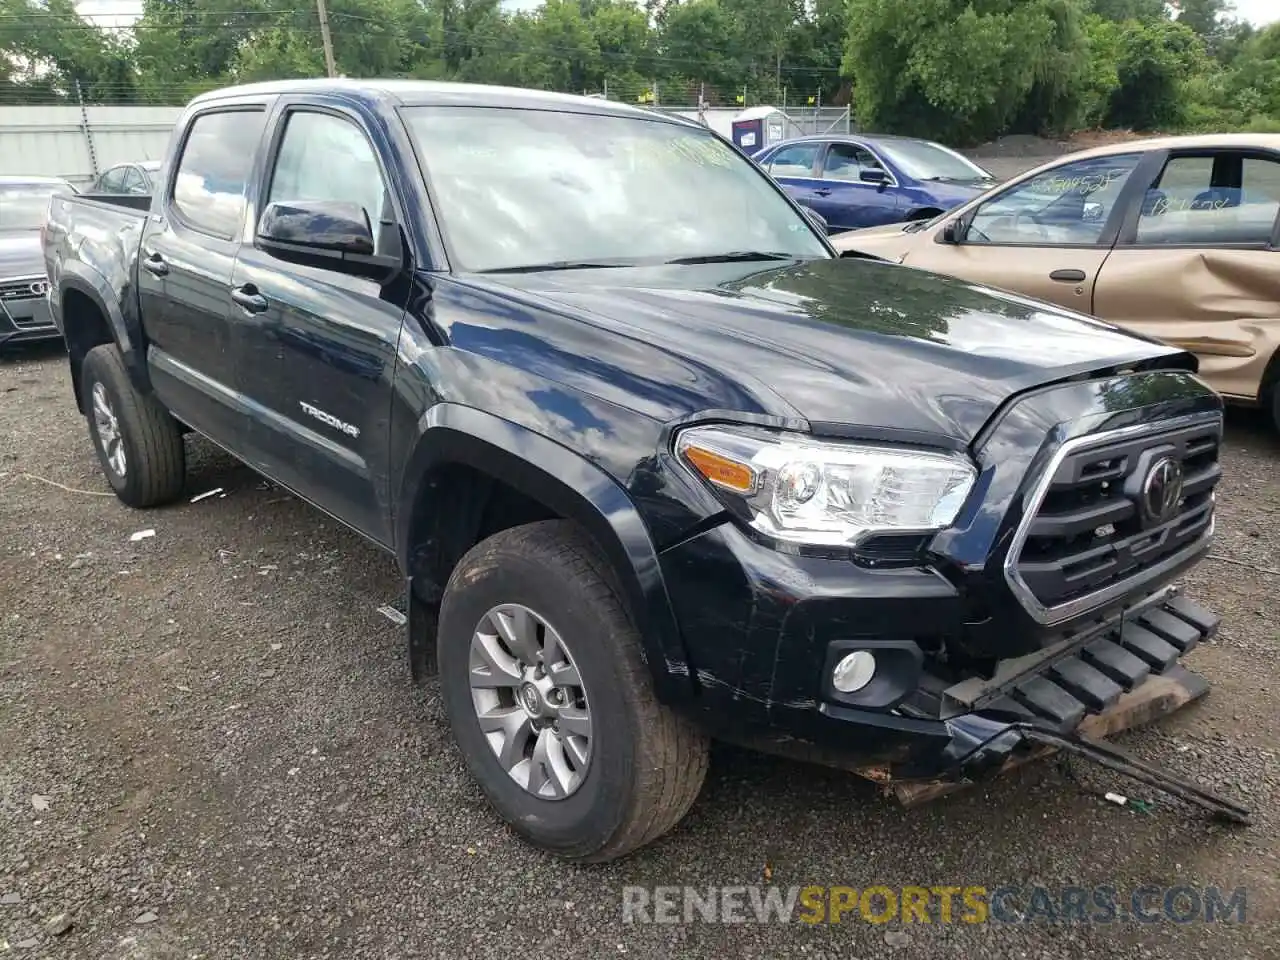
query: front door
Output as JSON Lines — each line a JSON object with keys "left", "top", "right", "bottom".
{"left": 907, "top": 151, "right": 1149, "bottom": 314}
{"left": 138, "top": 104, "right": 269, "bottom": 450}
{"left": 810, "top": 142, "right": 901, "bottom": 231}
{"left": 229, "top": 102, "right": 410, "bottom": 545}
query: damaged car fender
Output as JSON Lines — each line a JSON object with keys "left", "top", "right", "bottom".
{"left": 392, "top": 400, "right": 701, "bottom": 703}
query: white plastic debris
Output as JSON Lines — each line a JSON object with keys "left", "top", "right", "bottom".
{"left": 377, "top": 604, "right": 407, "bottom": 626}
{"left": 1104, "top": 792, "right": 1128, "bottom": 807}
{"left": 30, "top": 794, "right": 50, "bottom": 811}
{"left": 129, "top": 529, "right": 156, "bottom": 542}
{"left": 190, "top": 488, "right": 224, "bottom": 503}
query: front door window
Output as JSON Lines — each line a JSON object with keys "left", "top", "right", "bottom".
{"left": 965, "top": 153, "right": 1143, "bottom": 246}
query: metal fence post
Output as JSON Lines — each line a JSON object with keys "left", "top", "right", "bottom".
{"left": 74, "top": 80, "right": 100, "bottom": 179}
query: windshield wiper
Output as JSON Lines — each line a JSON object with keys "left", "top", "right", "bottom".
{"left": 663, "top": 251, "right": 796, "bottom": 265}
{"left": 479, "top": 258, "right": 642, "bottom": 274}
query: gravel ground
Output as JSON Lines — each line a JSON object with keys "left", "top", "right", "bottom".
{"left": 2, "top": 344, "right": 1277, "bottom": 959}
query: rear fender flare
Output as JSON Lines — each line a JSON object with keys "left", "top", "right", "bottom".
{"left": 395, "top": 403, "right": 697, "bottom": 703}
{"left": 57, "top": 264, "right": 149, "bottom": 402}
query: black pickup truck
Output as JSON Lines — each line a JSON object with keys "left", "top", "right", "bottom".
{"left": 43, "top": 79, "right": 1239, "bottom": 862}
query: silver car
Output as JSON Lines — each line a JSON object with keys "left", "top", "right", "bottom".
{"left": 1, "top": 176, "right": 77, "bottom": 347}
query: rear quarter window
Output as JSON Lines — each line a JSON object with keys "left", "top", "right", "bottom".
{"left": 170, "top": 109, "right": 267, "bottom": 238}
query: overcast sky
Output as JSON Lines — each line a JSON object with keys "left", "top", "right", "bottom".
{"left": 74, "top": 0, "right": 1279, "bottom": 32}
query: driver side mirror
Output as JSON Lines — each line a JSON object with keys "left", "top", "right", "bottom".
{"left": 802, "top": 206, "right": 830, "bottom": 234}
{"left": 258, "top": 199, "right": 404, "bottom": 282}
{"left": 939, "top": 219, "right": 964, "bottom": 244}
{"left": 859, "top": 169, "right": 888, "bottom": 185}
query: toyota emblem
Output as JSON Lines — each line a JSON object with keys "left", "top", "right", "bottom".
{"left": 1140, "top": 457, "right": 1183, "bottom": 526}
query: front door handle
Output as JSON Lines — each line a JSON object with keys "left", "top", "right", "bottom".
{"left": 813, "top": 188, "right": 832, "bottom": 197}
{"left": 141, "top": 254, "right": 168, "bottom": 277}
{"left": 231, "top": 285, "right": 268, "bottom": 314}
{"left": 1049, "top": 268, "right": 1087, "bottom": 283}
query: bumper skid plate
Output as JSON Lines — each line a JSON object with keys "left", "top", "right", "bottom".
{"left": 892, "top": 594, "right": 1251, "bottom": 824}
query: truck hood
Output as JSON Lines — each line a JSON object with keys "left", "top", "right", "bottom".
{"left": 0, "top": 232, "right": 44, "bottom": 280}
{"left": 483, "top": 257, "right": 1188, "bottom": 445}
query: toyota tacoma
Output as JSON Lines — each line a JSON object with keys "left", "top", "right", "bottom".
{"left": 42, "top": 79, "right": 1240, "bottom": 863}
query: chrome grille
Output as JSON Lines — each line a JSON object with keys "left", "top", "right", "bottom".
{"left": 0, "top": 277, "right": 48, "bottom": 301}
{"left": 1005, "top": 414, "right": 1222, "bottom": 625}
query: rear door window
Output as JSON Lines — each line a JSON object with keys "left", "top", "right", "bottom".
{"left": 96, "top": 167, "right": 126, "bottom": 193}
{"left": 766, "top": 142, "right": 821, "bottom": 179}
{"left": 1135, "top": 153, "right": 1280, "bottom": 246}
{"left": 170, "top": 109, "right": 267, "bottom": 238}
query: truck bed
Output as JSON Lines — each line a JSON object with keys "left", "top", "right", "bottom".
{"left": 43, "top": 192, "right": 150, "bottom": 325}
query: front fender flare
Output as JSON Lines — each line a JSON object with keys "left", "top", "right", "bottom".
{"left": 395, "top": 403, "right": 697, "bottom": 704}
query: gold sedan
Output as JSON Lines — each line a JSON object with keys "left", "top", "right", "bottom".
{"left": 831, "top": 134, "right": 1280, "bottom": 428}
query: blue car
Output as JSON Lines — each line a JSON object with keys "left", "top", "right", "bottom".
{"left": 750, "top": 134, "right": 998, "bottom": 233}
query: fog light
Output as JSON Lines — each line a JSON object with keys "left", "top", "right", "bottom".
{"left": 832, "top": 651, "right": 876, "bottom": 693}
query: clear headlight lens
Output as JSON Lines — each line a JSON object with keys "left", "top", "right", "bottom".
{"left": 675, "top": 424, "right": 976, "bottom": 547}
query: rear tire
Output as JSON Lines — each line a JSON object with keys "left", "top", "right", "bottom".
{"left": 81, "top": 344, "right": 186, "bottom": 508}
{"left": 437, "top": 519, "right": 710, "bottom": 862}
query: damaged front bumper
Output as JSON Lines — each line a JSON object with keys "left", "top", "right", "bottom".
{"left": 733, "top": 589, "right": 1248, "bottom": 823}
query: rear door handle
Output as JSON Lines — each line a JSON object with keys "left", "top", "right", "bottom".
{"left": 231, "top": 285, "right": 268, "bottom": 314}
{"left": 1049, "top": 268, "right": 1087, "bottom": 283}
{"left": 141, "top": 254, "right": 168, "bottom": 277}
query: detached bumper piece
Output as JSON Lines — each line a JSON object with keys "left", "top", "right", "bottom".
{"left": 895, "top": 594, "right": 1251, "bottom": 824}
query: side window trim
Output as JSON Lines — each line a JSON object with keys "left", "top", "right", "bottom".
{"left": 1117, "top": 147, "right": 1280, "bottom": 250}
{"left": 255, "top": 101, "right": 402, "bottom": 247}
{"left": 164, "top": 104, "right": 269, "bottom": 242}
{"left": 956, "top": 150, "right": 1159, "bottom": 250}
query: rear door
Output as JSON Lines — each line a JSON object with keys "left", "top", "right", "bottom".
{"left": 228, "top": 98, "right": 411, "bottom": 545}
{"left": 138, "top": 102, "right": 270, "bottom": 449}
{"left": 905, "top": 151, "right": 1152, "bottom": 314}
{"left": 759, "top": 141, "right": 824, "bottom": 212}
{"left": 810, "top": 142, "right": 901, "bottom": 230}
{"left": 1094, "top": 148, "right": 1280, "bottom": 401}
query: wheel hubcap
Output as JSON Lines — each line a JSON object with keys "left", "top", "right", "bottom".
{"left": 91, "top": 382, "right": 126, "bottom": 478}
{"left": 468, "top": 603, "right": 592, "bottom": 800}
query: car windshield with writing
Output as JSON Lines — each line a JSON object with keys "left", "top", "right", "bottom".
{"left": 876, "top": 141, "right": 993, "bottom": 184}
{"left": 401, "top": 107, "right": 831, "bottom": 273}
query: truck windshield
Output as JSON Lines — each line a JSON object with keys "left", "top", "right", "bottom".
{"left": 401, "top": 106, "right": 831, "bottom": 272}
{"left": 0, "top": 182, "right": 74, "bottom": 231}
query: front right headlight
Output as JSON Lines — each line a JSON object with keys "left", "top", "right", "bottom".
{"left": 676, "top": 424, "right": 976, "bottom": 548}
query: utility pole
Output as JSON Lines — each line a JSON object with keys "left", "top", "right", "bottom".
{"left": 315, "top": 0, "right": 337, "bottom": 78}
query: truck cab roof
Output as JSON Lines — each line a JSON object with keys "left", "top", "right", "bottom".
{"left": 189, "top": 78, "right": 702, "bottom": 127}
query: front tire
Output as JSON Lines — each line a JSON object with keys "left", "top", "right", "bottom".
{"left": 81, "top": 344, "right": 186, "bottom": 508}
{"left": 437, "top": 520, "right": 709, "bottom": 862}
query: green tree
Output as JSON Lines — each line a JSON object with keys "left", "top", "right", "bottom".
{"left": 842, "top": 0, "right": 1093, "bottom": 143}
{"left": 0, "top": 0, "right": 138, "bottom": 102}
{"left": 1087, "top": 0, "right": 1166, "bottom": 21}
{"left": 1106, "top": 17, "right": 1207, "bottom": 128}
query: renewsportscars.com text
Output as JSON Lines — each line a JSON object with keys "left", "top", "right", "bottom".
{"left": 621, "top": 885, "right": 1248, "bottom": 925}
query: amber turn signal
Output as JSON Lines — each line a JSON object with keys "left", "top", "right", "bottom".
{"left": 682, "top": 445, "right": 756, "bottom": 493}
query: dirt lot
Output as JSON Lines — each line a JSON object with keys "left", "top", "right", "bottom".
{"left": 2, "top": 344, "right": 1278, "bottom": 958}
